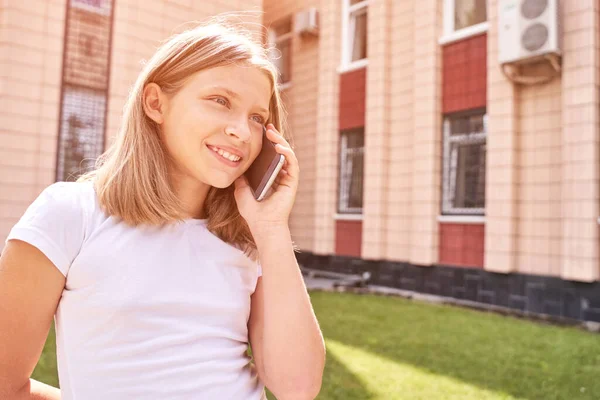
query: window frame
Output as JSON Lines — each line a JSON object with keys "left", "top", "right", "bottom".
{"left": 340, "top": 0, "right": 369, "bottom": 73}
{"left": 441, "top": 109, "right": 487, "bottom": 216}
{"left": 440, "top": 0, "right": 489, "bottom": 45}
{"left": 267, "top": 18, "right": 293, "bottom": 90}
{"left": 337, "top": 127, "right": 365, "bottom": 215}
{"left": 71, "top": 0, "right": 112, "bottom": 16}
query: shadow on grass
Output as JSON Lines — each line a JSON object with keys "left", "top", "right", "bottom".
{"left": 310, "top": 291, "right": 600, "bottom": 400}
{"left": 266, "top": 348, "right": 374, "bottom": 400}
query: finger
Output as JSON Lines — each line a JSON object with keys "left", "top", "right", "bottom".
{"left": 266, "top": 125, "right": 291, "bottom": 149}
{"left": 274, "top": 144, "right": 299, "bottom": 178}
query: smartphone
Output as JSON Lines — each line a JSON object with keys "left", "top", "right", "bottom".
{"left": 245, "top": 126, "right": 285, "bottom": 201}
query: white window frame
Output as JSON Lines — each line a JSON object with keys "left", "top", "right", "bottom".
{"left": 268, "top": 21, "right": 293, "bottom": 90}
{"left": 340, "top": 0, "right": 369, "bottom": 73}
{"left": 439, "top": 0, "right": 489, "bottom": 45}
{"left": 71, "top": 0, "right": 111, "bottom": 16}
{"left": 442, "top": 111, "right": 487, "bottom": 216}
{"left": 338, "top": 129, "right": 364, "bottom": 215}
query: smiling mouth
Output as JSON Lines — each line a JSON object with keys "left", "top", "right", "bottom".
{"left": 207, "top": 145, "right": 242, "bottom": 163}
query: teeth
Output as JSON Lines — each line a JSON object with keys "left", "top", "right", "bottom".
{"left": 210, "top": 146, "right": 240, "bottom": 162}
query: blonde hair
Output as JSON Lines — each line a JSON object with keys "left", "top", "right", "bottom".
{"left": 78, "top": 19, "right": 287, "bottom": 256}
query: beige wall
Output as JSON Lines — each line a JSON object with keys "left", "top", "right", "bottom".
{"left": 312, "top": 0, "right": 341, "bottom": 255}
{"left": 263, "top": 0, "right": 319, "bottom": 251}
{"left": 1, "top": 0, "right": 599, "bottom": 282}
{"left": 0, "top": 0, "right": 263, "bottom": 249}
{"left": 486, "top": 0, "right": 600, "bottom": 281}
{"left": 264, "top": 0, "right": 600, "bottom": 281}
{"left": 0, "top": 0, "right": 66, "bottom": 245}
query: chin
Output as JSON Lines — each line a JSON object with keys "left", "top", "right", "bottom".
{"left": 205, "top": 174, "right": 237, "bottom": 189}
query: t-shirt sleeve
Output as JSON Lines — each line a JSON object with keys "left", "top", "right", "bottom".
{"left": 5, "top": 182, "right": 87, "bottom": 277}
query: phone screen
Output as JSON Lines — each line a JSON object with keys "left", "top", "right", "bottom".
{"left": 244, "top": 126, "right": 285, "bottom": 201}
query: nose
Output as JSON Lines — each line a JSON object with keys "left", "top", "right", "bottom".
{"left": 225, "top": 120, "right": 252, "bottom": 143}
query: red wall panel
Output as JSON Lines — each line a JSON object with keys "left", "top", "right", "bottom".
{"left": 442, "top": 34, "right": 487, "bottom": 114}
{"left": 335, "top": 220, "right": 362, "bottom": 257}
{"left": 339, "top": 67, "right": 366, "bottom": 130}
{"left": 439, "top": 223, "right": 484, "bottom": 268}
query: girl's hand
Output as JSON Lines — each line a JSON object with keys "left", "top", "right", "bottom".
{"left": 234, "top": 124, "right": 299, "bottom": 234}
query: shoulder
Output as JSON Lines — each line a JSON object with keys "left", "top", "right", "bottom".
{"left": 6, "top": 181, "right": 97, "bottom": 276}
{"left": 40, "top": 180, "right": 95, "bottom": 203}
{"left": 15, "top": 181, "right": 97, "bottom": 238}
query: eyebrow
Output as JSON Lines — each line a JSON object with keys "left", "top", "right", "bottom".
{"left": 209, "top": 85, "right": 270, "bottom": 115}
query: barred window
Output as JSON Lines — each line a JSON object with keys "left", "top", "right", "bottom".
{"left": 56, "top": 0, "right": 113, "bottom": 182}
{"left": 442, "top": 110, "right": 486, "bottom": 215}
{"left": 338, "top": 128, "right": 364, "bottom": 214}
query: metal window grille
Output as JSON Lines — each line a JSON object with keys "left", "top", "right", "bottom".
{"left": 338, "top": 128, "right": 364, "bottom": 214}
{"left": 442, "top": 110, "right": 487, "bottom": 215}
{"left": 56, "top": 0, "right": 114, "bottom": 182}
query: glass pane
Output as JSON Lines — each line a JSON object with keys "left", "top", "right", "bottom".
{"left": 455, "top": 0, "right": 487, "bottom": 31}
{"left": 273, "top": 18, "right": 292, "bottom": 36}
{"left": 339, "top": 128, "right": 365, "bottom": 212}
{"left": 450, "top": 142, "right": 486, "bottom": 209}
{"left": 449, "top": 113, "right": 485, "bottom": 136}
{"left": 347, "top": 150, "right": 364, "bottom": 209}
{"left": 351, "top": 11, "right": 367, "bottom": 62}
{"left": 276, "top": 39, "right": 291, "bottom": 83}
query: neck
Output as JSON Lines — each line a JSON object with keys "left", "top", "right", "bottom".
{"left": 170, "top": 174, "right": 211, "bottom": 219}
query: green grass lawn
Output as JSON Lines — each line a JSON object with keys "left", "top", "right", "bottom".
{"left": 34, "top": 292, "right": 599, "bottom": 399}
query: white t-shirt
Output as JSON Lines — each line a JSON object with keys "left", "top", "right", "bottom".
{"left": 6, "top": 181, "right": 266, "bottom": 400}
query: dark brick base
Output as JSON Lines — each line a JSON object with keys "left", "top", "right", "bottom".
{"left": 296, "top": 252, "right": 600, "bottom": 323}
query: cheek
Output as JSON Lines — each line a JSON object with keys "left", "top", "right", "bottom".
{"left": 249, "top": 133, "right": 263, "bottom": 161}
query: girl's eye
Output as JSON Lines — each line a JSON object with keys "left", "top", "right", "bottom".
{"left": 251, "top": 115, "right": 265, "bottom": 124}
{"left": 213, "top": 97, "right": 229, "bottom": 107}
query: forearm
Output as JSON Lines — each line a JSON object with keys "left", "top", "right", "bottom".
{"left": 6, "top": 379, "right": 60, "bottom": 400}
{"left": 254, "top": 225, "right": 325, "bottom": 398}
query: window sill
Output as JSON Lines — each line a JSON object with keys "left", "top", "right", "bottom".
{"left": 334, "top": 213, "right": 363, "bottom": 221}
{"left": 438, "top": 215, "right": 485, "bottom": 224}
{"left": 337, "top": 59, "right": 368, "bottom": 74}
{"left": 439, "top": 22, "right": 489, "bottom": 46}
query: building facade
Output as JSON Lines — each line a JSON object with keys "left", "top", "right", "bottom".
{"left": 265, "top": 0, "right": 600, "bottom": 323}
{"left": 1, "top": 0, "right": 600, "bottom": 323}
{"left": 0, "top": 0, "right": 261, "bottom": 240}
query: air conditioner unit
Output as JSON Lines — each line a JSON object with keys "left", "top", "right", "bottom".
{"left": 498, "top": 0, "right": 561, "bottom": 64}
{"left": 294, "top": 8, "right": 319, "bottom": 37}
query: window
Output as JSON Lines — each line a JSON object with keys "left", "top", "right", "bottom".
{"left": 442, "top": 110, "right": 486, "bottom": 215}
{"left": 338, "top": 128, "right": 364, "bottom": 214}
{"left": 442, "top": 0, "right": 487, "bottom": 42}
{"left": 268, "top": 18, "right": 292, "bottom": 87}
{"left": 341, "top": 0, "right": 368, "bottom": 70}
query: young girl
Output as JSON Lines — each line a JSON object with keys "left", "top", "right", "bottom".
{"left": 0, "top": 21, "right": 325, "bottom": 400}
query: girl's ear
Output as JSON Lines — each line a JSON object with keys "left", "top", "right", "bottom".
{"left": 142, "top": 83, "right": 166, "bottom": 124}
